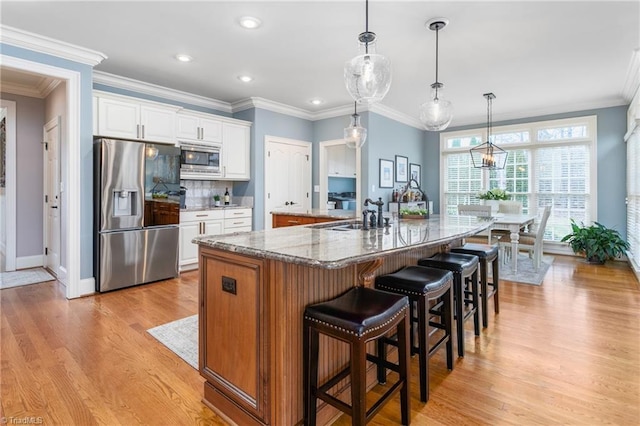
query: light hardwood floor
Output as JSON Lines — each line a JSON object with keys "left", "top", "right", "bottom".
{"left": 1, "top": 256, "right": 638, "bottom": 425}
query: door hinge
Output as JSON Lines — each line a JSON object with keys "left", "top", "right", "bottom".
{"left": 44, "top": 142, "right": 48, "bottom": 150}
{"left": 45, "top": 247, "right": 48, "bottom": 255}
{"left": 45, "top": 195, "right": 48, "bottom": 203}
{"left": 267, "top": 193, "right": 270, "bottom": 199}
{"left": 268, "top": 151, "right": 270, "bottom": 157}
{"left": 307, "top": 192, "right": 309, "bottom": 198}
{"left": 306, "top": 155, "right": 309, "bottom": 161}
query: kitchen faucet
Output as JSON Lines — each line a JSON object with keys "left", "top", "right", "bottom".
{"left": 364, "top": 197, "right": 385, "bottom": 228}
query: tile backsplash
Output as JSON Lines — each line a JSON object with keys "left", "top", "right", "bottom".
{"left": 180, "top": 180, "right": 253, "bottom": 209}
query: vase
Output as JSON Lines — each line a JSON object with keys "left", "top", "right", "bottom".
{"left": 484, "top": 200, "right": 499, "bottom": 215}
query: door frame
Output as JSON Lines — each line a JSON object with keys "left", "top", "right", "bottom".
{"left": 1, "top": 54, "right": 84, "bottom": 299}
{"left": 318, "top": 139, "right": 362, "bottom": 212}
{"left": 1, "top": 100, "right": 17, "bottom": 271}
{"left": 43, "top": 116, "right": 61, "bottom": 277}
{"left": 264, "top": 135, "right": 312, "bottom": 230}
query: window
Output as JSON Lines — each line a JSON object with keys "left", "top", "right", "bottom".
{"left": 441, "top": 116, "right": 597, "bottom": 243}
{"left": 627, "top": 128, "right": 640, "bottom": 272}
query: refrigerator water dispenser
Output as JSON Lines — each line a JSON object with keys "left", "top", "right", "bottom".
{"left": 113, "top": 190, "right": 138, "bottom": 217}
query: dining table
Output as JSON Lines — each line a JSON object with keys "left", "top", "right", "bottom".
{"left": 490, "top": 213, "right": 537, "bottom": 273}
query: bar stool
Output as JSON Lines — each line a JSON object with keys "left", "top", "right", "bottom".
{"left": 374, "top": 266, "right": 454, "bottom": 402}
{"left": 303, "top": 287, "right": 411, "bottom": 425}
{"left": 451, "top": 243, "right": 499, "bottom": 327}
{"left": 418, "top": 253, "right": 479, "bottom": 357}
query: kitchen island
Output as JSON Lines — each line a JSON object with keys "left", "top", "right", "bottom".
{"left": 194, "top": 215, "right": 492, "bottom": 425}
{"left": 271, "top": 208, "right": 357, "bottom": 228}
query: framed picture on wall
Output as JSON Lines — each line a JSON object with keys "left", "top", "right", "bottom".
{"left": 409, "top": 163, "right": 421, "bottom": 185}
{"left": 379, "top": 159, "right": 394, "bottom": 188}
{"left": 395, "top": 155, "right": 408, "bottom": 182}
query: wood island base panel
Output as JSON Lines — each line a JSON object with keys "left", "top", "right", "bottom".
{"left": 195, "top": 216, "right": 492, "bottom": 425}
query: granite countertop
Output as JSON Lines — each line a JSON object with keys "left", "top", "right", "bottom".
{"left": 195, "top": 215, "right": 493, "bottom": 268}
{"left": 181, "top": 204, "right": 252, "bottom": 212}
{"left": 270, "top": 208, "right": 357, "bottom": 220}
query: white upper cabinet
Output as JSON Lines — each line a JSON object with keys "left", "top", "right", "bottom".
{"left": 95, "top": 93, "right": 178, "bottom": 144}
{"left": 327, "top": 144, "right": 356, "bottom": 178}
{"left": 176, "top": 112, "right": 222, "bottom": 143}
{"left": 221, "top": 122, "right": 250, "bottom": 181}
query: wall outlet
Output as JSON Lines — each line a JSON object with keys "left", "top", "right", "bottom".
{"left": 371, "top": 185, "right": 376, "bottom": 192}
{"left": 314, "top": 185, "right": 320, "bottom": 192}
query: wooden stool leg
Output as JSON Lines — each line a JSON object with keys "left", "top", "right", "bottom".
{"left": 417, "top": 296, "right": 428, "bottom": 402}
{"left": 472, "top": 269, "right": 480, "bottom": 336}
{"left": 351, "top": 340, "right": 367, "bottom": 425}
{"left": 444, "top": 286, "right": 454, "bottom": 370}
{"left": 453, "top": 274, "right": 465, "bottom": 357}
{"left": 397, "top": 313, "right": 411, "bottom": 425}
{"left": 480, "top": 259, "right": 489, "bottom": 328}
{"left": 376, "top": 335, "right": 386, "bottom": 384}
{"left": 303, "top": 324, "right": 319, "bottom": 426}
{"left": 492, "top": 257, "right": 500, "bottom": 314}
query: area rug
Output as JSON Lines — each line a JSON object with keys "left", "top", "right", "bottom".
{"left": 494, "top": 254, "right": 554, "bottom": 285}
{"left": 0, "top": 268, "right": 55, "bottom": 290}
{"left": 147, "top": 315, "right": 198, "bottom": 370}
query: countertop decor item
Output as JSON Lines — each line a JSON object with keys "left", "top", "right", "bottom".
{"left": 561, "top": 219, "right": 629, "bottom": 264}
{"left": 399, "top": 207, "right": 428, "bottom": 219}
{"left": 477, "top": 188, "right": 509, "bottom": 200}
{"left": 470, "top": 92, "right": 508, "bottom": 169}
{"left": 419, "top": 18, "right": 453, "bottom": 131}
{"left": 344, "top": 0, "right": 391, "bottom": 105}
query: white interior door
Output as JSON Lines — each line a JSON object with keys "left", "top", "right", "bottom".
{"left": 264, "top": 136, "right": 312, "bottom": 229}
{"left": 44, "top": 117, "right": 61, "bottom": 276}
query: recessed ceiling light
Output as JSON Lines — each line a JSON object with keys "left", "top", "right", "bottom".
{"left": 239, "top": 16, "right": 262, "bottom": 29}
{"left": 237, "top": 75, "right": 253, "bottom": 83}
{"left": 175, "top": 54, "right": 193, "bottom": 62}
{"left": 309, "top": 99, "right": 324, "bottom": 106}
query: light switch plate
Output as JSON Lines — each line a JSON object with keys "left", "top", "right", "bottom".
{"left": 314, "top": 185, "right": 320, "bottom": 192}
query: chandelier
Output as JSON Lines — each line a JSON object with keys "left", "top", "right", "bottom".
{"left": 470, "top": 93, "right": 507, "bottom": 169}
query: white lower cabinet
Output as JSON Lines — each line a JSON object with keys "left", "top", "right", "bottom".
{"left": 179, "top": 208, "right": 253, "bottom": 271}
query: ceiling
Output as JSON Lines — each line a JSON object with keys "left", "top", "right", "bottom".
{"left": 1, "top": 1, "right": 638, "bottom": 127}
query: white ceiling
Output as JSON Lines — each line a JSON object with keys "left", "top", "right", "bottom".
{"left": 1, "top": 1, "right": 638, "bottom": 127}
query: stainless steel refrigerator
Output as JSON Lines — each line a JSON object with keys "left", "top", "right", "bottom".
{"left": 94, "top": 138, "right": 180, "bottom": 292}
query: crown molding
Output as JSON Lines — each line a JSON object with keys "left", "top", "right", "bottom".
{"left": 0, "top": 25, "right": 107, "bottom": 66}
{"left": 93, "top": 71, "right": 233, "bottom": 113}
{"left": 622, "top": 48, "right": 640, "bottom": 102}
{"left": 369, "top": 103, "right": 425, "bottom": 130}
{"left": 232, "top": 97, "right": 315, "bottom": 120}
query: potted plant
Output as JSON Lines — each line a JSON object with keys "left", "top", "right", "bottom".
{"left": 213, "top": 194, "right": 221, "bottom": 207}
{"left": 561, "top": 219, "right": 629, "bottom": 264}
{"left": 477, "top": 188, "right": 509, "bottom": 213}
{"left": 400, "top": 207, "right": 429, "bottom": 219}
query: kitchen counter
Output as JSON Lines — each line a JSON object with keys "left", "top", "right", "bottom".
{"left": 194, "top": 215, "right": 492, "bottom": 425}
{"left": 180, "top": 204, "right": 251, "bottom": 212}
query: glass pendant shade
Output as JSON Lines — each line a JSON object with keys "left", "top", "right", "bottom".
{"left": 420, "top": 83, "right": 453, "bottom": 131}
{"left": 344, "top": 37, "right": 392, "bottom": 105}
{"left": 344, "top": 109, "right": 367, "bottom": 149}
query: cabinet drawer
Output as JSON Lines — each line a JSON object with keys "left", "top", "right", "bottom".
{"left": 224, "top": 208, "right": 252, "bottom": 219}
{"left": 273, "top": 214, "right": 315, "bottom": 227}
{"left": 225, "top": 216, "right": 252, "bottom": 229}
{"left": 181, "top": 209, "right": 224, "bottom": 223}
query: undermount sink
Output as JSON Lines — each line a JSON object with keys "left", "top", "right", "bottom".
{"left": 329, "top": 222, "right": 364, "bottom": 231}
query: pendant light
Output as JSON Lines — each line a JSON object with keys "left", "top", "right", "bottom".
{"left": 344, "top": 102, "right": 367, "bottom": 149}
{"left": 470, "top": 93, "right": 507, "bottom": 169}
{"left": 419, "top": 18, "right": 453, "bottom": 131}
{"left": 344, "top": 0, "right": 392, "bottom": 105}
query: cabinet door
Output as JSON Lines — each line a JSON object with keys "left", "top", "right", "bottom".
{"left": 327, "top": 145, "right": 344, "bottom": 176}
{"left": 179, "top": 222, "right": 200, "bottom": 269}
{"left": 222, "top": 123, "right": 250, "bottom": 180}
{"left": 203, "top": 219, "right": 224, "bottom": 236}
{"left": 98, "top": 97, "right": 140, "bottom": 139}
{"left": 140, "top": 104, "right": 176, "bottom": 144}
{"left": 176, "top": 113, "right": 200, "bottom": 140}
{"left": 200, "top": 117, "right": 223, "bottom": 143}
{"left": 344, "top": 145, "right": 356, "bottom": 177}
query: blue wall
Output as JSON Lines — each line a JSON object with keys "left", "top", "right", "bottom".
{"left": 2, "top": 43, "right": 95, "bottom": 279}
{"left": 445, "top": 105, "right": 628, "bottom": 237}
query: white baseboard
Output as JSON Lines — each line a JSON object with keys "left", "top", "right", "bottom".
{"left": 77, "top": 277, "right": 96, "bottom": 298}
{"left": 16, "top": 254, "right": 44, "bottom": 269}
{"left": 57, "top": 265, "right": 68, "bottom": 286}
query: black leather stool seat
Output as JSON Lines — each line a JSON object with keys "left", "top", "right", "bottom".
{"left": 418, "top": 253, "right": 480, "bottom": 357}
{"left": 451, "top": 243, "right": 500, "bottom": 328}
{"left": 375, "top": 266, "right": 452, "bottom": 296}
{"left": 304, "top": 287, "right": 409, "bottom": 337}
{"left": 375, "top": 266, "right": 454, "bottom": 403}
{"left": 420, "top": 252, "right": 478, "bottom": 274}
{"left": 303, "top": 287, "right": 411, "bottom": 425}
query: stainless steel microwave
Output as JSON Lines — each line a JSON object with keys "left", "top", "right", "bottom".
{"left": 180, "top": 142, "right": 221, "bottom": 179}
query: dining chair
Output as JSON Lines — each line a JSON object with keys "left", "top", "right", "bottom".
{"left": 498, "top": 201, "right": 523, "bottom": 214}
{"left": 500, "top": 206, "right": 551, "bottom": 271}
{"left": 457, "top": 204, "right": 494, "bottom": 244}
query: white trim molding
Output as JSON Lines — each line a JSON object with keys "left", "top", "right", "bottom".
{"left": 1, "top": 99, "right": 17, "bottom": 271}
{"left": 16, "top": 255, "right": 43, "bottom": 270}
{"left": 622, "top": 48, "right": 640, "bottom": 102}
{"left": 0, "top": 25, "right": 107, "bottom": 66}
